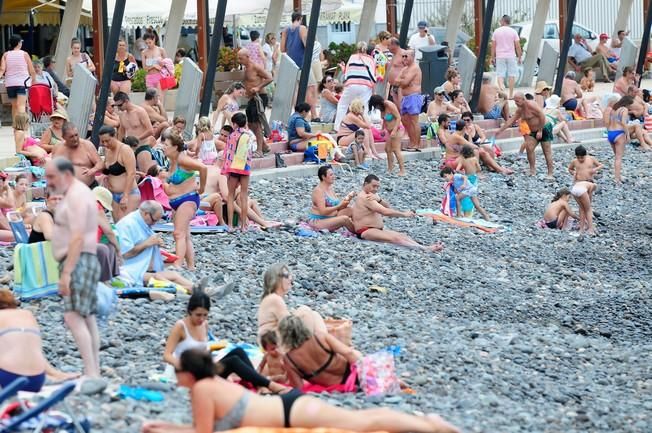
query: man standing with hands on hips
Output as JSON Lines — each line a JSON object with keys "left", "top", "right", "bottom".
{"left": 491, "top": 15, "right": 522, "bottom": 99}
{"left": 408, "top": 20, "right": 436, "bottom": 61}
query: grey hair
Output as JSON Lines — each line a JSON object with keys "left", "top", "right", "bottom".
{"left": 278, "top": 315, "right": 312, "bottom": 350}
{"left": 262, "top": 263, "right": 289, "bottom": 299}
{"left": 139, "top": 200, "right": 163, "bottom": 215}
{"left": 32, "top": 60, "right": 43, "bottom": 68}
{"left": 161, "top": 126, "right": 174, "bottom": 141}
{"left": 61, "top": 121, "right": 77, "bottom": 137}
{"left": 565, "top": 71, "right": 576, "bottom": 79}
{"left": 51, "top": 157, "right": 75, "bottom": 175}
{"left": 356, "top": 41, "right": 368, "bottom": 53}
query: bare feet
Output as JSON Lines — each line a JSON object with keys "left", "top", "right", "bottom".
{"left": 47, "top": 370, "right": 81, "bottom": 383}
{"left": 398, "top": 171, "right": 406, "bottom": 177}
{"left": 427, "top": 242, "right": 444, "bottom": 252}
{"left": 426, "top": 413, "right": 461, "bottom": 433}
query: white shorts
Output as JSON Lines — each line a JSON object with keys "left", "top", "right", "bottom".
{"left": 495, "top": 58, "right": 519, "bottom": 78}
{"left": 308, "top": 59, "right": 323, "bottom": 85}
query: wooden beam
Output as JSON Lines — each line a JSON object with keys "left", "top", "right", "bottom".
{"left": 293, "top": 0, "right": 301, "bottom": 12}
{"left": 554, "top": 0, "right": 577, "bottom": 96}
{"left": 196, "top": 0, "right": 208, "bottom": 72}
{"left": 636, "top": 0, "right": 652, "bottom": 80}
{"left": 386, "top": 0, "right": 397, "bottom": 35}
{"left": 559, "top": 0, "right": 567, "bottom": 43}
{"left": 91, "top": 0, "right": 105, "bottom": 84}
{"left": 473, "top": 0, "right": 483, "bottom": 55}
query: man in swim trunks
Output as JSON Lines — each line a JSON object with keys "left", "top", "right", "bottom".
{"left": 46, "top": 157, "right": 103, "bottom": 382}
{"left": 238, "top": 48, "right": 273, "bottom": 158}
{"left": 52, "top": 122, "right": 104, "bottom": 188}
{"left": 396, "top": 49, "right": 423, "bottom": 151}
{"left": 352, "top": 174, "right": 443, "bottom": 252}
{"left": 113, "top": 91, "right": 156, "bottom": 146}
{"left": 494, "top": 92, "right": 554, "bottom": 178}
{"left": 386, "top": 38, "right": 405, "bottom": 106}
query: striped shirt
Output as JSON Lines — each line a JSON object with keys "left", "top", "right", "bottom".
{"left": 4, "top": 50, "right": 29, "bottom": 87}
{"left": 343, "top": 54, "right": 377, "bottom": 88}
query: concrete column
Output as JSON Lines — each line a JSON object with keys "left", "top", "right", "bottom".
{"left": 613, "top": 0, "right": 634, "bottom": 39}
{"left": 445, "top": 0, "right": 464, "bottom": 49}
{"left": 164, "top": 0, "right": 189, "bottom": 58}
{"left": 357, "top": 0, "right": 378, "bottom": 43}
{"left": 520, "top": 0, "right": 551, "bottom": 86}
{"left": 54, "top": 0, "right": 84, "bottom": 78}
{"left": 264, "top": 0, "right": 286, "bottom": 39}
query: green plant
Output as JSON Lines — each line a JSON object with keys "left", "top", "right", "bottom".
{"left": 131, "top": 68, "right": 146, "bottom": 92}
{"left": 326, "top": 42, "right": 356, "bottom": 68}
{"left": 217, "top": 47, "right": 240, "bottom": 72}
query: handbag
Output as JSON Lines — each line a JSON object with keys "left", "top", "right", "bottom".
{"left": 159, "top": 75, "right": 177, "bottom": 90}
{"left": 275, "top": 153, "right": 287, "bottom": 168}
{"left": 325, "top": 317, "right": 352, "bottom": 346}
{"left": 356, "top": 350, "right": 401, "bottom": 396}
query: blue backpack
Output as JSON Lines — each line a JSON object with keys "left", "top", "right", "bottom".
{"left": 303, "top": 146, "right": 320, "bottom": 164}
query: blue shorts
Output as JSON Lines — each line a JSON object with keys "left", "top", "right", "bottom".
{"left": 400, "top": 93, "right": 424, "bottom": 116}
{"left": 112, "top": 187, "right": 140, "bottom": 204}
{"left": 169, "top": 191, "right": 200, "bottom": 211}
{"left": 484, "top": 104, "right": 502, "bottom": 119}
{"left": 6, "top": 86, "right": 26, "bottom": 99}
{"left": 0, "top": 367, "right": 46, "bottom": 393}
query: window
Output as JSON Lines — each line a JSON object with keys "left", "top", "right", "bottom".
{"left": 331, "top": 21, "right": 351, "bottom": 33}
{"left": 544, "top": 23, "right": 559, "bottom": 39}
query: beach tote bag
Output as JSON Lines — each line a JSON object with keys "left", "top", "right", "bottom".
{"left": 13, "top": 241, "right": 60, "bottom": 300}
{"left": 325, "top": 318, "right": 352, "bottom": 346}
{"left": 356, "top": 350, "right": 401, "bottom": 397}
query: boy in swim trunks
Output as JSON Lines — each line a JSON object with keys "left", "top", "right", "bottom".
{"left": 440, "top": 167, "right": 491, "bottom": 220}
{"left": 543, "top": 188, "right": 579, "bottom": 229}
{"left": 568, "top": 145, "right": 604, "bottom": 183}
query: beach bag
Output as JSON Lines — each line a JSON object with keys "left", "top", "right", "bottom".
{"left": 159, "top": 75, "right": 177, "bottom": 90}
{"left": 13, "top": 241, "right": 60, "bottom": 300}
{"left": 356, "top": 351, "right": 401, "bottom": 397}
{"left": 159, "top": 59, "right": 177, "bottom": 90}
{"left": 325, "top": 318, "right": 352, "bottom": 346}
{"left": 303, "top": 146, "right": 320, "bottom": 164}
{"left": 96, "top": 281, "right": 118, "bottom": 323}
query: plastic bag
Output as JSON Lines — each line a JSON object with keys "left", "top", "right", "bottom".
{"left": 356, "top": 350, "right": 400, "bottom": 397}
{"left": 97, "top": 282, "right": 118, "bottom": 324}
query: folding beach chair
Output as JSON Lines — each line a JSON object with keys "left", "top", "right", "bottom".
{"left": 6, "top": 211, "right": 29, "bottom": 244}
{"left": 0, "top": 377, "right": 29, "bottom": 405}
{"left": 1, "top": 382, "right": 89, "bottom": 433}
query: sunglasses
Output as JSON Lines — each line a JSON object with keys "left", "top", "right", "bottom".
{"left": 281, "top": 272, "right": 291, "bottom": 279}
{"left": 462, "top": 118, "right": 472, "bottom": 121}
{"left": 402, "top": 55, "right": 409, "bottom": 58}
{"left": 112, "top": 102, "right": 124, "bottom": 108}
{"left": 326, "top": 78, "right": 333, "bottom": 83}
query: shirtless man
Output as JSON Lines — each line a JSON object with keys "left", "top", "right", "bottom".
{"left": 386, "top": 38, "right": 405, "bottom": 107}
{"left": 427, "top": 86, "right": 460, "bottom": 120}
{"left": 238, "top": 48, "right": 273, "bottom": 157}
{"left": 113, "top": 91, "right": 156, "bottom": 146}
{"left": 141, "top": 88, "right": 170, "bottom": 139}
{"left": 46, "top": 157, "right": 103, "bottom": 383}
{"left": 494, "top": 92, "right": 554, "bottom": 178}
{"left": 396, "top": 50, "right": 423, "bottom": 151}
{"left": 561, "top": 71, "right": 583, "bottom": 112}
{"left": 478, "top": 75, "right": 508, "bottom": 120}
{"left": 352, "top": 174, "right": 443, "bottom": 252}
{"left": 52, "top": 122, "right": 103, "bottom": 188}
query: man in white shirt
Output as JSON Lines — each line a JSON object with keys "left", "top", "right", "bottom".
{"left": 568, "top": 34, "right": 615, "bottom": 83}
{"left": 491, "top": 15, "right": 522, "bottom": 99}
{"left": 408, "top": 20, "right": 436, "bottom": 61}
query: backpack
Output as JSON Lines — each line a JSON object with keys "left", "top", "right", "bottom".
{"left": 303, "top": 146, "right": 320, "bottom": 164}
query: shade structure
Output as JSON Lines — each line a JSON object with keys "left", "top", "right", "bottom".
{"left": 1, "top": 0, "right": 92, "bottom": 26}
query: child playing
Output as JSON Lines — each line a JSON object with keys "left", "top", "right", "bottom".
{"left": 568, "top": 145, "right": 604, "bottom": 182}
{"left": 334, "top": 83, "right": 344, "bottom": 101}
{"left": 440, "top": 166, "right": 490, "bottom": 220}
{"left": 455, "top": 145, "right": 481, "bottom": 180}
{"left": 344, "top": 129, "right": 369, "bottom": 170}
{"left": 570, "top": 181, "right": 596, "bottom": 235}
{"left": 257, "top": 331, "right": 287, "bottom": 384}
{"left": 543, "top": 188, "right": 579, "bottom": 229}
{"left": 580, "top": 69, "right": 595, "bottom": 92}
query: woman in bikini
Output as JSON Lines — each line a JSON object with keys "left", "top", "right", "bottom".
{"left": 163, "top": 288, "right": 288, "bottom": 394}
{"left": 336, "top": 99, "right": 382, "bottom": 160}
{"left": 257, "top": 263, "right": 327, "bottom": 343}
{"left": 141, "top": 32, "right": 168, "bottom": 95}
{"left": 13, "top": 112, "right": 48, "bottom": 165}
{"left": 460, "top": 112, "right": 514, "bottom": 175}
{"left": 436, "top": 114, "right": 468, "bottom": 170}
{"left": 369, "top": 95, "right": 405, "bottom": 175}
{"left": 211, "top": 82, "right": 245, "bottom": 131}
{"left": 543, "top": 188, "right": 579, "bottom": 230}
{"left": 142, "top": 348, "right": 459, "bottom": 433}
{"left": 39, "top": 110, "right": 67, "bottom": 153}
{"left": 110, "top": 39, "right": 137, "bottom": 95}
{"left": 65, "top": 38, "right": 95, "bottom": 84}
{"left": 308, "top": 165, "right": 355, "bottom": 232}
{"left": 163, "top": 131, "right": 207, "bottom": 269}
{"left": 603, "top": 95, "right": 632, "bottom": 184}
{"left": 98, "top": 125, "right": 140, "bottom": 221}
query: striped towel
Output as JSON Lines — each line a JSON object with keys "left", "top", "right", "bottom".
{"left": 13, "top": 241, "right": 60, "bottom": 300}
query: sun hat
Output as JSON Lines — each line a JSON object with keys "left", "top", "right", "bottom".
{"left": 93, "top": 186, "right": 113, "bottom": 211}
{"left": 50, "top": 109, "right": 68, "bottom": 121}
{"left": 534, "top": 80, "right": 551, "bottom": 94}
{"left": 546, "top": 95, "right": 561, "bottom": 109}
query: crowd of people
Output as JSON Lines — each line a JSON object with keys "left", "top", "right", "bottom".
{"left": 0, "top": 10, "right": 651, "bottom": 433}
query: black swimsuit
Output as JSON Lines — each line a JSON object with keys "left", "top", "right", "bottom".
{"left": 27, "top": 210, "right": 54, "bottom": 244}
{"left": 103, "top": 160, "right": 127, "bottom": 176}
{"left": 285, "top": 336, "right": 351, "bottom": 384}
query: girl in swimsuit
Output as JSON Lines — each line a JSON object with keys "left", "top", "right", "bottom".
{"left": 164, "top": 131, "right": 207, "bottom": 269}
{"left": 369, "top": 95, "right": 405, "bottom": 175}
{"left": 308, "top": 165, "right": 355, "bottom": 232}
{"left": 65, "top": 38, "right": 95, "bottom": 84}
{"left": 543, "top": 188, "right": 578, "bottom": 230}
{"left": 212, "top": 82, "right": 245, "bottom": 131}
{"left": 39, "top": 110, "right": 67, "bottom": 153}
{"left": 13, "top": 112, "right": 48, "bottom": 165}
{"left": 142, "top": 348, "right": 459, "bottom": 433}
{"left": 98, "top": 125, "right": 140, "bottom": 221}
{"left": 604, "top": 95, "right": 632, "bottom": 184}
{"left": 142, "top": 32, "right": 168, "bottom": 96}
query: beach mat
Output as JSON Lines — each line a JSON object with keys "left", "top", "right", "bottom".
{"left": 152, "top": 223, "right": 229, "bottom": 234}
{"left": 416, "top": 209, "right": 503, "bottom": 233}
{"left": 114, "top": 286, "right": 177, "bottom": 298}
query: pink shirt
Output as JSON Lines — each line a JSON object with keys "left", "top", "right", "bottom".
{"left": 492, "top": 26, "right": 519, "bottom": 59}
{"left": 4, "top": 50, "right": 29, "bottom": 87}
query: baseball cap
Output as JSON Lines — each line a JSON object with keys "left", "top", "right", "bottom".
{"left": 417, "top": 21, "right": 427, "bottom": 29}
{"left": 434, "top": 86, "right": 446, "bottom": 95}
{"left": 0, "top": 172, "right": 7, "bottom": 180}
{"left": 93, "top": 186, "right": 113, "bottom": 211}
{"left": 599, "top": 33, "right": 608, "bottom": 39}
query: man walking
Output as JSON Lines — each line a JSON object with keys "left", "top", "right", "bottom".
{"left": 491, "top": 15, "right": 522, "bottom": 99}
{"left": 46, "top": 157, "right": 103, "bottom": 387}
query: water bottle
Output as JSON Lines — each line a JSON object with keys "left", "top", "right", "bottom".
{"left": 449, "top": 119, "right": 457, "bottom": 132}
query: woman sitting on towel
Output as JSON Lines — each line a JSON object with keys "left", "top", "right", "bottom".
{"left": 0, "top": 289, "right": 78, "bottom": 392}
{"left": 257, "top": 263, "right": 327, "bottom": 342}
{"left": 307, "top": 165, "right": 355, "bottom": 232}
{"left": 142, "top": 348, "right": 459, "bottom": 433}
{"left": 163, "top": 289, "right": 288, "bottom": 394}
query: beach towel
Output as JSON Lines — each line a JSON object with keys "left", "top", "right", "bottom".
{"left": 300, "top": 364, "right": 359, "bottom": 394}
{"left": 222, "top": 428, "right": 387, "bottom": 433}
{"left": 116, "top": 210, "right": 164, "bottom": 285}
{"left": 417, "top": 209, "right": 502, "bottom": 233}
{"left": 13, "top": 241, "right": 60, "bottom": 300}
{"left": 138, "top": 177, "right": 171, "bottom": 210}
{"left": 152, "top": 222, "right": 229, "bottom": 234}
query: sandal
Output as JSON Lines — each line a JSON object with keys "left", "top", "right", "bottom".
{"left": 253, "top": 151, "right": 265, "bottom": 158}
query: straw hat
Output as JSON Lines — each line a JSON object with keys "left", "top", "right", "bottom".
{"left": 546, "top": 95, "right": 561, "bottom": 109}
{"left": 534, "top": 81, "right": 551, "bottom": 94}
{"left": 93, "top": 186, "right": 113, "bottom": 211}
{"left": 50, "top": 109, "right": 68, "bottom": 121}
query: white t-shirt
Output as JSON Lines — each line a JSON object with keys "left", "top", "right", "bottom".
{"left": 568, "top": 42, "right": 592, "bottom": 63}
{"left": 263, "top": 43, "right": 274, "bottom": 72}
{"left": 492, "top": 26, "right": 519, "bottom": 59}
{"left": 408, "top": 32, "right": 435, "bottom": 60}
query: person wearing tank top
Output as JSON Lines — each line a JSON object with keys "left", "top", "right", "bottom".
{"left": 0, "top": 35, "right": 36, "bottom": 119}
{"left": 281, "top": 12, "right": 307, "bottom": 68}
